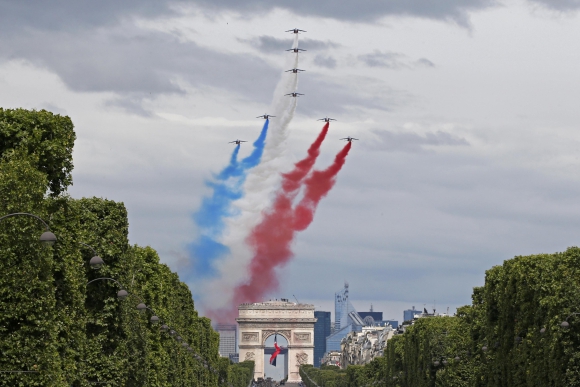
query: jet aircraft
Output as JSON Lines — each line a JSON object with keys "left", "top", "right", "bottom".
{"left": 286, "top": 28, "right": 306, "bottom": 34}
{"left": 285, "top": 68, "right": 305, "bottom": 73}
{"left": 256, "top": 114, "right": 275, "bottom": 119}
{"left": 285, "top": 93, "right": 304, "bottom": 98}
{"left": 286, "top": 48, "right": 306, "bottom": 53}
{"left": 341, "top": 137, "right": 358, "bottom": 142}
{"left": 318, "top": 117, "right": 336, "bottom": 122}
{"left": 229, "top": 140, "right": 247, "bottom": 145}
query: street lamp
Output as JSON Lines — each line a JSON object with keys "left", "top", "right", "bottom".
{"left": 561, "top": 312, "right": 580, "bottom": 329}
{"left": 117, "top": 289, "right": 129, "bottom": 300}
{"left": 0, "top": 212, "right": 56, "bottom": 246}
{"left": 79, "top": 242, "right": 104, "bottom": 269}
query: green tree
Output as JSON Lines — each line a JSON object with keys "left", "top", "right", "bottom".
{"left": 0, "top": 108, "right": 75, "bottom": 196}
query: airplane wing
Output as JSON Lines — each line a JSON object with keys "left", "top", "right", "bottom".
{"left": 353, "top": 138, "right": 359, "bottom": 140}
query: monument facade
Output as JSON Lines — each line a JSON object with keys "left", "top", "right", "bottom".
{"left": 237, "top": 300, "right": 316, "bottom": 383}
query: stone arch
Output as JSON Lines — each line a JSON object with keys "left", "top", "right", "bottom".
{"left": 262, "top": 330, "right": 290, "bottom": 345}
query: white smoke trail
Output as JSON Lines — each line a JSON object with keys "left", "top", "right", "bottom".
{"left": 199, "top": 34, "right": 301, "bottom": 310}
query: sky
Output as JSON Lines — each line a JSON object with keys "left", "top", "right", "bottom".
{"left": 2, "top": 0, "right": 580, "bottom": 323}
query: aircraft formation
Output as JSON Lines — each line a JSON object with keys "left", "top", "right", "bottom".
{"left": 230, "top": 29, "right": 358, "bottom": 146}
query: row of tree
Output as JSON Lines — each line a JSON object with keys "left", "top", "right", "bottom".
{"left": 301, "top": 247, "right": 580, "bottom": 386}
{"left": 0, "top": 108, "right": 254, "bottom": 386}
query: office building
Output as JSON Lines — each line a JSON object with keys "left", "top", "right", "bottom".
{"left": 314, "top": 311, "right": 331, "bottom": 367}
{"left": 358, "top": 312, "right": 383, "bottom": 325}
{"left": 215, "top": 324, "right": 237, "bottom": 358}
{"left": 326, "top": 283, "right": 364, "bottom": 352}
{"left": 403, "top": 306, "right": 422, "bottom": 323}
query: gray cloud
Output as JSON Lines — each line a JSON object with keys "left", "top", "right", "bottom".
{"left": 0, "top": 28, "right": 279, "bottom": 115}
{"left": 365, "top": 130, "right": 469, "bottom": 152}
{"left": 0, "top": 0, "right": 502, "bottom": 34}
{"left": 358, "top": 51, "right": 436, "bottom": 70}
{"left": 241, "top": 36, "right": 339, "bottom": 53}
{"left": 0, "top": 0, "right": 178, "bottom": 34}
{"left": 415, "top": 58, "right": 436, "bottom": 67}
{"left": 528, "top": 0, "right": 580, "bottom": 10}
{"left": 295, "top": 74, "right": 411, "bottom": 116}
{"left": 359, "top": 51, "right": 408, "bottom": 69}
{"left": 190, "top": 0, "right": 499, "bottom": 26}
{"left": 313, "top": 54, "right": 337, "bottom": 69}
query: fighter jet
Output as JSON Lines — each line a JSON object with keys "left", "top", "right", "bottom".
{"left": 256, "top": 114, "right": 275, "bottom": 119}
{"left": 286, "top": 28, "right": 306, "bottom": 34}
{"left": 318, "top": 117, "right": 336, "bottom": 123}
{"left": 341, "top": 137, "right": 358, "bottom": 142}
{"left": 285, "top": 68, "right": 305, "bottom": 73}
{"left": 286, "top": 48, "right": 306, "bottom": 53}
{"left": 285, "top": 92, "right": 304, "bottom": 98}
{"left": 229, "top": 140, "right": 247, "bottom": 145}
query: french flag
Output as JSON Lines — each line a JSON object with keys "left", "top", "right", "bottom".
{"left": 270, "top": 334, "right": 281, "bottom": 366}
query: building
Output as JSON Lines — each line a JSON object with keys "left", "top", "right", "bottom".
{"left": 237, "top": 299, "right": 316, "bottom": 383}
{"left": 321, "top": 351, "right": 341, "bottom": 367}
{"left": 403, "top": 306, "right": 422, "bottom": 323}
{"left": 381, "top": 320, "right": 399, "bottom": 329}
{"left": 334, "top": 282, "right": 357, "bottom": 329}
{"left": 340, "top": 325, "right": 396, "bottom": 368}
{"left": 215, "top": 324, "right": 237, "bottom": 358}
{"left": 358, "top": 312, "right": 383, "bottom": 326}
{"left": 325, "top": 283, "right": 364, "bottom": 353}
{"left": 313, "top": 311, "right": 331, "bottom": 367}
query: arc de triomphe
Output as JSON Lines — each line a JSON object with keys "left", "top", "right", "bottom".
{"left": 237, "top": 300, "right": 316, "bottom": 383}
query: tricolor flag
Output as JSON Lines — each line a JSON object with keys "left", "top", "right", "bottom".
{"left": 270, "top": 334, "right": 281, "bottom": 366}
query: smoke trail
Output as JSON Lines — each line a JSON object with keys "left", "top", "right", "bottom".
{"left": 209, "top": 135, "right": 351, "bottom": 323}
{"left": 294, "top": 142, "right": 352, "bottom": 231}
{"left": 200, "top": 33, "right": 302, "bottom": 308}
{"left": 187, "top": 120, "right": 269, "bottom": 278}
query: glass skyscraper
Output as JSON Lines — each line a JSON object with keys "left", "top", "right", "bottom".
{"left": 326, "top": 282, "right": 362, "bottom": 353}
{"left": 314, "top": 311, "right": 331, "bottom": 367}
{"left": 215, "top": 324, "right": 237, "bottom": 358}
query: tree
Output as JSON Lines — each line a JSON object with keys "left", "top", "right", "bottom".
{"left": 0, "top": 108, "right": 75, "bottom": 196}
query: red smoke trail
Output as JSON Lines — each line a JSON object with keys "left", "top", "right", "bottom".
{"left": 231, "top": 140, "right": 352, "bottom": 313}
{"left": 208, "top": 124, "right": 336, "bottom": 322}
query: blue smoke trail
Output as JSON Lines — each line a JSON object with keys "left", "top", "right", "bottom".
{"left": 188, "top": 120, "right": 269, "bottom": 277}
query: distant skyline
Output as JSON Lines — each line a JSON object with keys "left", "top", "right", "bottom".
{"left": 2, "top": 0, "right": 580, "bottom": 318}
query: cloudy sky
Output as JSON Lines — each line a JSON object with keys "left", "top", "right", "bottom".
{"left": 2, "top": 0, "right": 580, "bottom": 322}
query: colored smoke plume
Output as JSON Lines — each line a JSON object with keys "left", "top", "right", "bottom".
{"left": 199, "top": 33, "right": 301, "bottom": 309}
{"left": 294, "top": 142, "right": 352, "bottom": 231}
{"left": 209, "top": 133, "right": 352, "bottom": 323}
{"left": 187, "top": 120, "right": 269, "bottom": 278}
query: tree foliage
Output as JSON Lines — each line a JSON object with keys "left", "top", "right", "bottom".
{"left": 0, "top": 109, "right": 252, "bottom": 386}
{"left": 0, "top": 108, "right": 75, "bottom": 196}
{"left": 302, "top": 249, "right": 580, "bottom": 387}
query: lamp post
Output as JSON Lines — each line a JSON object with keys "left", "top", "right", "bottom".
{"left": 561, "top": 312, "right": 580, "bottom": 328}
{"left": 86, "top": 278, "right": 146, "bottom": 311}
{"left": 79, "top": 242, "right": 104, "bottom": 269}
{"left": 0, "top": 212, "right": 56, "bottom": 246}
